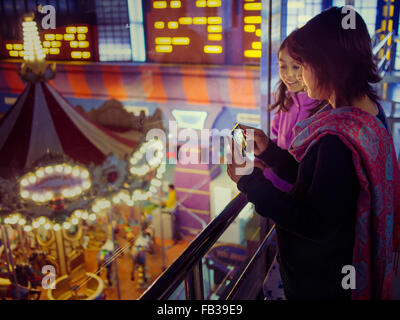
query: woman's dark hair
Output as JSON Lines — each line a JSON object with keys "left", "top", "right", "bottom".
{"left": 286, "top": 6, "right": 381, "bottom": 108}
{"left": 168, "top": 184, "right": 175, "bottom": 190}
{"left": 270, "top": 32, "right": 326, "bottom": 116}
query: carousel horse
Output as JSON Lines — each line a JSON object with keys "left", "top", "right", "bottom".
{"left": 96, "top": 239, "right": 120, "bottom": 287}
{"left": 130, "top": 233, "right": 151, "bottom": 285}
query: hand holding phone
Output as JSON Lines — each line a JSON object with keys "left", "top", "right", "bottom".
{"left": 231, "top": 123, "right": 254, "bottom": 161}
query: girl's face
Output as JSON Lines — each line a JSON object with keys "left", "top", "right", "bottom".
{"left": 278, "top": 48, "right": 304, "bottom": 93}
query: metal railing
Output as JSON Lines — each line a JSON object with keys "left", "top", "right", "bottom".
{"left": 140, "top": 192, "right": 249, "bottom": 300}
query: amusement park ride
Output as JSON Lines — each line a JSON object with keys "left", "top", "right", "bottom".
{"left": 0, "top": 13, "right": 167, "bottom": 300}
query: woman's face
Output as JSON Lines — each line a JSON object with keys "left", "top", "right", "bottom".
{"left": 298, "top": 63, "right": 327, "bottom": 101}
{"left": 278, "top": 48, "right": 304, "bottom": 93}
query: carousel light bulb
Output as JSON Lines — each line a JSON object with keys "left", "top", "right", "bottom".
{"left": 130, "top": 167, "right": 137, "bottom": 174}
{"left": 28, "top": 175, "right": 37, "bottom": 184}
{"left": 64, "top": 166, "right": 72, "bottom": 174}
{"left": 22, "top": 17, "right": 46, "bottom": 62}
{"left": 89, "top": 214, "right": 96, "bottom": 221}
{"left": 82, "top": 212, "right": 89, "bottom": 220}
{"left": 21, "top": 190, "right": 30, "bottom": 199}
{"left": 71, "top": 218, "right": 79, "bottom": 225}
{"left": 72, "top": 167, "right": 80, "bottom": 177}
{"left": 45, "top": 191, "right": 53, "bottom": 201}
{"left": 63, "top": 222, "right": 71, "bottom": 230}
{"left": 92, "top": 206, "right": 100, "bottom": 213}
{"left": 127, "top": 200, "right": 134, "bottom": 206}
{"left": 134, "top": 152, "right": 142, "bottom": 160}
{"left": 36, "top": 169, "right": 45, "bottom": 178}
{"left": 74, "top": 186, "right": 82, "bottom": 195}
{"left": 82, "top": 181, "right": 91, "bottom": 190}
{"left": 74, "top": 210, "right": 82, "bottom": 218}
{"left": 53, "top": 224, "right": 61, "bottom": 231}
{"left": 32, "top": 193, "right": 40, "bottom": 202}
{"left": 21, "top": 178, "right": 29, "bottom": 187}
{"left": 112, "top": 195, "right": 120, "bottom": 204}
{"left": 18, "top": 218, "right": 26, "bottom": 226}
{"left": 45, "top": 166, "right": 53, "bottom": 175}
{"left": 55, "top": 165, "right": 63, "bottom": 173}
{"left": 4, "top": 217, "right": 10, "bottom": 224}
{"left": 81, "top": 170, "right": 89, "bottom": 179}
{"left": 44, "top": 223, "right": 51, "bottom": 230}
{"left": 32, "top": 221, "right": 40, "bottom": 229}
{"left": 39, "top": 217, "right": 46, "bottom": 225}
{"left": 24, "top": 226, "right": 32, "bottom": 232}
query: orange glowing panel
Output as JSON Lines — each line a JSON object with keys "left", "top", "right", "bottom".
{"left": 146, "top": 0, "right": 225, "bottom": 64}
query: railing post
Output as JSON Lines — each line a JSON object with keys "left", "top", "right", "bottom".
{"left": 184, "top": 261, "right": 204, "bottom": 300}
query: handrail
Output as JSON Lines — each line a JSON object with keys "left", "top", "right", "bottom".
{"left": 139, "top": 192, "right": 248, "bottom": 300}
{"left": 225, "top": 225, "right": 276, "bottom": 300}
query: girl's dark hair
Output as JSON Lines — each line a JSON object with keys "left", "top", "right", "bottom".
{"left": 270, "top": 32, "right": 326, "bottom": 116}
{"left": 286, "top": 6, "right": 381, "bottom": 108}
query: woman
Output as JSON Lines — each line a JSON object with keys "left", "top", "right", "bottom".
{"left": 227, "top": 7, "right": 400, "bottom": 300}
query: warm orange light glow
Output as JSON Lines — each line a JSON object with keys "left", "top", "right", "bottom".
{"left": 77, "top": 26, "right": 88, "bottom": 33}
{"left": 155, "top": 21, "right": 165, "bottom": 29}
{"left": 71, "top": 51, "right": 83, "bottom": 59}
{"left": 178, "top": 17, "right": 192, "bottom": 25}
{"left": 45, "top": 34, "right": 56, "bottom": 41}
{"left": 153, "top": 1, "right": 167, "bottom": 9}
{"left": 204, "top": 45, "right": 222, "bottom": 53}
{"left": 66, "top": 26, "right": 77, "bottom": 33}
{"left": 208, "top": 34, "right": 222, "bottom": 41}
{"left": 64, "top": 34, "right": 75, "bottom": 41}
{"left": 156, "top": 45, "right": 173, "bottom": 53}
{"left": 244, "top": 49, "right": 261, "bottom": 58}
{"left": 168, "top": 21, "right": 179, "bottom": 29}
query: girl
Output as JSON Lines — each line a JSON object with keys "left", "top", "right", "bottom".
{"left": 228, "top": 7, "right": 400, "bottom": 300}
{"left": 263, "top": 34, "right": 326, "bottom": 300}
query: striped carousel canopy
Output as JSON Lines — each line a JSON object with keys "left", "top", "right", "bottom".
{"left": 0, "top": 81, "right": 138, "bottom": 179}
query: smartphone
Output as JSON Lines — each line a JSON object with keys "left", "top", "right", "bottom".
{"left": 230, "top": 123, "right": 254, "bottom": 161}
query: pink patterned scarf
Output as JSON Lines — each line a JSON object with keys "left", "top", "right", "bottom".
{"left": 289, "top": 106, "right": 400, "bottom": 300}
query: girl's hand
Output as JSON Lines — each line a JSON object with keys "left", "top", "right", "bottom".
{"left": 239, "top": 124, "right": 270, "bottom": 156}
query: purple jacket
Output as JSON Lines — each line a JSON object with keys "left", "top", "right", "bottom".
{"left": 264, "top": 91, "right": 322, "bottom": 191}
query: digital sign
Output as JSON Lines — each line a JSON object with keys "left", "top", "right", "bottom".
{"left": 2, "top": 24, "right": 95, "bottom": 62}
{"left": 242, "top": 0, "right": 262, "bottom": 62}
{"left": 145, "top": 0, "right": 226, "bottom": 64}
{"left": 145, "top": 0, "right": 262, "bottom": 65}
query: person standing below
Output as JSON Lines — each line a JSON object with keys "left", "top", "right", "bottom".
{"left": 162, "top": 184, "right": 181, "bottom": 244}
{"left": 228, "top": 7, "right": 400, "bottom": 300}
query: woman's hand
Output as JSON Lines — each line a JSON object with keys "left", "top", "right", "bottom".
{"left": 239, "top": 124, "right": 270, "bottom": 156}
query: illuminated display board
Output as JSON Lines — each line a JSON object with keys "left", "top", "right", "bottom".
{"left": 145, "top": 0, "right": 225, "bottom": 64}
{"left": 145, "top": 0, "right": 262, "bottom": 65}
{"left": 1, "top": 24, "right": 96, "bottom": 62}
{"left": 242, "top": 0, "right": 262, "bottom": 63}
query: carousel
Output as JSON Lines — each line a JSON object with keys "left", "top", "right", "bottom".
{"left": 0, "top": 14, "right": 167, "bottom": 300}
